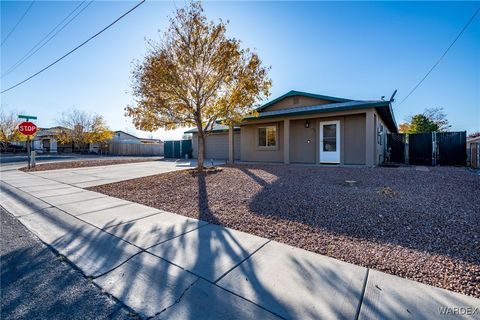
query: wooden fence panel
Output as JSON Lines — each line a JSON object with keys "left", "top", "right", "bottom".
{"left": 471, "top": 143, "right": 479, "bottom": 169}
{"left": 108, "top": 142, "right": 164, "bottom": 156}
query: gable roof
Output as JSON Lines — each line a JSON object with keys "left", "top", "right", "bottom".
{"left": 248, "top": 100, "right": 398, "bottom": 133}
{"left": 256, "top": 90, "right": 351, "bottom": 112}
{"left": 186, "top": 91, "right": 398, "bottom": 133}
{"left": 114, "top": 130, "right": 162, "bottom": 142}
{"left": 467, "top": 136, "right": 480, "bottom": 143}
{"left": 35, "top": 126, "right": 71, "bottom": 137}
{"left": 114, "top": 130, "right": 142, "bottom": 140}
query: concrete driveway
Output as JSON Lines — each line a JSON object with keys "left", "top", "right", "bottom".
{"left": 27, "top": 159, "right": 224, "bottom": 188}
{"left": 1, "top": 166, "right": 479, "bottom": 319}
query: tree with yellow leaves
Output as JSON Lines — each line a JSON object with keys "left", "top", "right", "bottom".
{"left": 57, "top": 109, "right": 113, "bottom": 153}
{"left": 398, "top": 123, "right": 410, "bottom": 133}
{"left": 126, "top": 1, "right": 271, "bottom": 170}
{"left": 0, "top": 108, "right": 28, "bottom": 152}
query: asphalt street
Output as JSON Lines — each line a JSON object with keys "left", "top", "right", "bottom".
{"left": 0, "top": 207, "right": 139, "bottom": 320}
{"left": 0, "top": 154, "right": 78, "bottom": 164}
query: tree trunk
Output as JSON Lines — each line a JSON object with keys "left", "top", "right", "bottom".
{"left": 197, "top": 133, "right": 205, "bottom": 171}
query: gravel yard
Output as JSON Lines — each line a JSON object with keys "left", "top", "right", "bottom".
{"left": 20, "top": 158, "right": 159, "bottom": 172}
{"left": 89, "top": 165, "right": 480, "bottom": 298}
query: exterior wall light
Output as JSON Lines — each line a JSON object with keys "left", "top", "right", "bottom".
{"left": 305, "top": 120, "right": 310, "bottom": 128}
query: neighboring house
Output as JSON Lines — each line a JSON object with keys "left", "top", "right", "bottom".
{"left": 467, "top": 136, "right": 480, "bottom": 168}
{"left": 89, "top": 130, "right": 162, "bottom": 153}
{"left": 33, "top": 128, "right": 162, "bottom": 154}
{"left": 33, "top": 126, "right": 72, "bottom": 153}
{"left": 111, "top": 130, "right": 162, "bottom": 144}
{"left": 467, "top": 136, "right": 480, "bottom": 150}
{"left": 185, "top": 90, "right": 397, "bottom": 166}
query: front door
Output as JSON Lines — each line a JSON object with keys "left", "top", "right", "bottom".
{"left": 320, "top": 120, "right": 340, "bottom": 163}
{"left": 42, "top": 139, "right": 51, "bottom": 153}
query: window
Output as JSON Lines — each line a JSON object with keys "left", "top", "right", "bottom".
{"left": 258, "top": 126, "right": 277, "bottom": 148}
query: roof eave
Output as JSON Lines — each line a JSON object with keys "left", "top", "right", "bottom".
{"left": 246, "top": 101, "right": 389, "bottom": 120}
{"left": 247, "top": 101, "right": 398, "bottom": 133}
{"left": 184, "top": 127, "right": 241, "bottom": 134}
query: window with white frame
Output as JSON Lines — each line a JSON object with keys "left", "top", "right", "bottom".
{"left": 258, "top": 126, "right": 277, "bottom": 147}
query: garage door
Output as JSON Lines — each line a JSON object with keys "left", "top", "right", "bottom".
{"left": 192, "top": 133, "right": 240, "bottom": 160}
{"left": 205, "top": 133, "right": 229, "bottom": 160}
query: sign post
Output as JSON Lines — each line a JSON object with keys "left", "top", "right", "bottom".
{"left": 18, "top": 115, "right": 38, "bottom": 169}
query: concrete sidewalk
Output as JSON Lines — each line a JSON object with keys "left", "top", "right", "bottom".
{"left": 1, "top": 168, "right": 479, "bottom": 319}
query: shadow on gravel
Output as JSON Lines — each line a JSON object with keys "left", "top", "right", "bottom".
{"left": 147, "top": 173, "right": 291, "bottom": 318}
{"left": 243, "top": 165, "right": 480, "bottom": 266}
{"left": 86, "top": 164, "right": 480, "bottom": 297}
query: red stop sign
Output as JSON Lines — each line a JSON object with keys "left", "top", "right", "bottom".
{"left": 18, "top": 121, "right": 37, "bottom": 136}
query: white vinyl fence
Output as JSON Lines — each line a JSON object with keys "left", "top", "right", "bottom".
{"left": 108, "top": 141, "right": 164, "bottom": 156}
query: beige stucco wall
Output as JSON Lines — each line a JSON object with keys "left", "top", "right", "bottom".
{"left": 290, "top": 119, "right": 317, "bottom": 163}
{"left": 240, "top": 122, "right": 284, "bottom": 162}
{"left": 344, "top": 114, "right": 366, "bottom": 165}
{"left": 241, "top": 113, "right": 367, "bottom": 165}
{"left": 262, "top": 96, "right": 335, "bottom": 112}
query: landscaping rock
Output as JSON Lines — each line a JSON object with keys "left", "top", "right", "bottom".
{"left": 89, "top": 165, "right": 480, "bottom": 298}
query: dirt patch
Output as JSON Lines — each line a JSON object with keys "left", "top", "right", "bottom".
{"left": 20, "top": 158, "right": 159, "bottom": 172}
{"left": 376, "top": 186, "right": 398, "bottom": 197}
{"left": 88, "top": 165, "right": 480, "bottom": 298}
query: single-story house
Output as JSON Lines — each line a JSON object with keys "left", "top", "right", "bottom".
{"left": 467, "top": 135, "right": 480, "bottom": 150}
{"left": 467, "top": 135, "right": 480, "bottom": 168}
{"left": 89, "top": 130, "right": 162, "bottom": 153}
{"left": 33, "top": 126, "right": 72, "bottom": 153}
{"left": 33, "top": 128, "right": 162, "bottom": 153}
{"left": 110, "top": 130, "right": 162, "bottom": 144}
{"left": 185, "top": 90, "right": 397, "bottom": 166}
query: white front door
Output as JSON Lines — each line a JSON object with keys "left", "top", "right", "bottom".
{"left": 320, "top": 120, "right": 340, "bottom": 163}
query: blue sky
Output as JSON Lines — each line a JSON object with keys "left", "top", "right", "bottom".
{"left": 1, "top": 1, "right": 479, "bottom": 139}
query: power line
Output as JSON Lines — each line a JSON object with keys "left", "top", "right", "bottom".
{"left": 1, "top": 0, "right": 146, "bottom": 94}
{"left": 397, "top": 7, "right": 480, "bottom": 107}
{"left": 2, "top": 1, "right": 93, "bottom": 79}
{"left": 1, "top": 1, "right": 36, "bottom": 46}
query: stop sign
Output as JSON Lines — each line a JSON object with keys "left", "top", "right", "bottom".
{"left": 18, "top": 121, "right": 37, "bottom": 136}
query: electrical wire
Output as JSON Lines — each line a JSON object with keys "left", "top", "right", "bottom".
{"left": 1, "top": 0, "right": 146, "bottom": 94}
{"left": 1, "top": 1, "right": 36, "bottom": 46}
{"left": 397, "top": 7, "right": 480, "bottom": 107}
{"left": 2, "top": 1, "right": 93, "bottom": 79}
